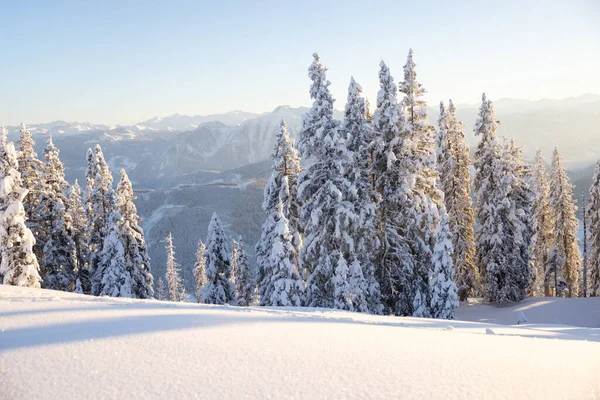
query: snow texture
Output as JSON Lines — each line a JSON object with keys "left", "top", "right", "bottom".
{"left": 1, "top": 285, "right": 599, "bottom": 400}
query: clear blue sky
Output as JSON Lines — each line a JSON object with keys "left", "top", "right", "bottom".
{"left": 1, "top": 0, "right": 599, "bottom": 125}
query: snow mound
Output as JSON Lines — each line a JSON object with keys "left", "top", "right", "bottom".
{"left": 1, "top": 285, "right": 599, "bottom": 400}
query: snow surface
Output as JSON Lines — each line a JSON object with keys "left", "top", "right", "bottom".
{"left": 1, "top": 285, "right": 599, "bottom": 400}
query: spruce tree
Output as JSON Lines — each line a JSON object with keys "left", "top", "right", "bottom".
{"left": 193, "top": 239, "right": 207, "bottom": 302}
{"left": 429, "top": 206, "right": 459, "bottom": 319}
{"left": 478, "top": 138, "right": 532, "bottom": 303}
{"left": 372, "top": 61, "right": 414, "bottom": 315}
{"left": 156, "top": 276, "right": 168, "bottom": 301}
{"left": 548, "top": 147, "right": 581, "bottom": 297}
{"left": 343, "top": 76, "right": 382, "bottom": 313}
{"left": 38, "top": 136, "right": 77, "bottom": 291}
{"left": 67, "top": 180, "right": 91, "bottom": 291}
{"left": 88, "top": 144, "right": 116, "bottom": 291}
{"left": 0, "top": 125, "right": 42, "bottom": 287}
{"left": 232, "top": 237, "right": 256, "bottom": 306}
{"left": 95, "top": 211, "right": 132, "bottom": 298}
{"left": 259, "top": 198, "right": 304, "bottom": 307}
{"left": 297, "top": 54, "right": 367, "bottom": 310}
{"left": 474, "top": 93, "right": 499, "bottom": 281}
{"left": 588, "top": 159, "right": 600, "bottom": 297}
{"left": 257, "top": 121, "right": 303, "bottom": 303}
{"left": 201, "top": 213, "right": 235, "bottom": 304}
{"left": 530, "top": 150, "right": 554, "bottom": 296}
{"left": 115, "top": 169, "right": 153, "bottom": 299}
{"left": 16, "top": 123, "right": 43, "bottom": 232}
{"left": 164, "top": 232, "right": 187, "bottom": 302}
{"left": 437, "top": 100, "right": 478, "bottom": 300}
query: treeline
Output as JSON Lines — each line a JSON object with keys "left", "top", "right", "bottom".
{"left": 2, "top": 50, "right": 599, "bottom": 321}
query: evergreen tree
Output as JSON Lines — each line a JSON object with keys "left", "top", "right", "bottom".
{"left": 372, "top": 61, "right": 415, "bottom": 315}
{"left": 429, "top": 206, "right": 459, "bottom": 319}
{"left": 115, "top": 169, "right": 153, "bottom": 299}
{"left": 437, "top": 100, "right": 478, "bottom": 300}
{"left": 588, "top": 159, "right": 600, "bottom": 297}
{"left": 67, "top": 180, "right": 91, "bottom": 291}
{"left": 0, "top": 125, "right": 42, "bottom": 287}
{"left": 474, "top": 93, "right": 500, "bottom": 281}
{"left": 201, "top": 213, "right": 235, "bottom": 304}
{"left": 548, "top": 147, "right": 581, "bottom": 297}
{"left": 478, "top": 138, "right": 532, "bottom": 303}
{"left": 257, "top": 121, "right": 303, "bottom": 302}
{"left": 297, "top": 54, "right": 368, "bottom": 310}
{"left": 155, "top": 276, "right": 167, "bottom": 301}
{"left": 259, "top": 199, "right": 304, "bottom": 307}
{"left": 88, "top": 144, "right": 115, "bottom": 292}
{"left": 343, "top": 76, "right": 382, "bottom": 313}
{"left": 16, "top": 123, "right": 43, "bottom": 231}
{"left": 164, "top": 232, "right": 187, "bottom": 302}
{"left": 38, "top": 136, "right": 77, "bottom": 291}
{"left": 582, "top": 194, "right": 589, "bottom": 297}
{"left": 193, "top": 239, "right": 207, "bottom": 302}
{"left": 95, "top": 211, "right": 132, "bottom": 298}
{"left": 232, "top": 237, "right": 256, "bottom": 306}
{"left": 530, "top": 150, "right": 554, "bottom": 296}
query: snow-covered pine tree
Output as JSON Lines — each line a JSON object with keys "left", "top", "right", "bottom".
{"left": 342, "top": 76, "right": 382, "bottom": 313}
{"left": 88, "top": 144, "right": 116, "bottom": 293}
{"left": 201, "top": 213, "right": 235, "bottom": 304}
{"left": 115, "top": 169, "right": 153, "bottom": 299}
{"left": 155, "top": 276, "right": 167, "bottom": 301}
{"left": 429, "top": 206, "right": 459, "bottom": 319}
{"left": 588, "top": 159, "right": 600, "bottom": 297}
{"left": 257, "top": 120, "right": 303, "bottom": 276}
{"left": 479, "top": 138, "right": 532, "bottom": 303}
{"left": 0, "top": 125, "right": 42, "bottom": 287}
{"left": 232, "top": 237, "right": 256, "bottom": 306}
{"left": 193, "top": 239, "right": 207, "bottom": 302}
{"left": 260, "top": 198, "right": 304, "bottom": 307}
{"left": 530, "top": 150, "right": 554, "bottom": 296}
{"left": 95, "top": 210, "right": 132, "bottom": 297}
{"left": 297, "top": 54, "right": 368, "bottom": 311}
{"left": 164, "top": 232, "right": 187, "bottom": 302}
{"left": 372, "top": 61, "right": 415, "bottom": 316}
{"left": 474, "top": 93, "right": 500, "bottom": 281}
{"left": 548, "top": 147, "right": 581, "bottom": 297}
{"left": 395, "top": 49, "right": 445, "bottom": 317}
{"left": 437, "top": 100, "right": 478, "bottom": 300}
{"left": 582, "top": 194, "right": 588, "bottom": 297}
{"left": 38, "top": 136, "right": 77, "bottom": 291}
{"left": 66, "top": 180, "right": 91, "bottom": 290}
{"left": 231, "top": 238, "right": 239, "bottom": 284}
{"left": 16, "top": 123, "right": 43, "bottom": 231}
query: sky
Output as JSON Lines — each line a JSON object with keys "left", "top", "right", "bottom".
{"left": 1, "top": 0, "right": 599, "bottom": 126}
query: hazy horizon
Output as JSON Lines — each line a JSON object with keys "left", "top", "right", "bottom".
{"left": 1, "top": 0, "right": 599, "bottom": 125}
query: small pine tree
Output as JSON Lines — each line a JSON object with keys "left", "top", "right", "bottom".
{"left": 156, "top": 277, "right": 168, "bottom": 301}
{"left": 201, "top": 213, "right": 235, "bottom": 304}
{"left": 588, "top": 159, "right": 600, "bottom": 297}
{"left": 67, "top": 180, "right": 91, "bottom": 291}
{"left": 548, "top": 147, "right": 581, "bottom": 297}
{"left": 193, "top": 239, "right": 207, "bottom": 302}
{"left": 164, "top": 233, "right": 187, "bottom": 302}
{"left": 232, "top": 237, "right": 256, "bottom": 306}
{"left": 115, "top": 169, "right": 153, "bottom": 299}
{"left": 0, "top": 125, "right": 42, "bottom": 287}
{"left": 95, "top": 212, "right": 132, "bottom": 298}
{"left": 260, "top": 200, "right": 304, "bottom": 307}
{"left": 16, "top": 123, "right": 43, "bottom": 231}
{"left": 429, "top": 207, "right": 459, "bottom": 319}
